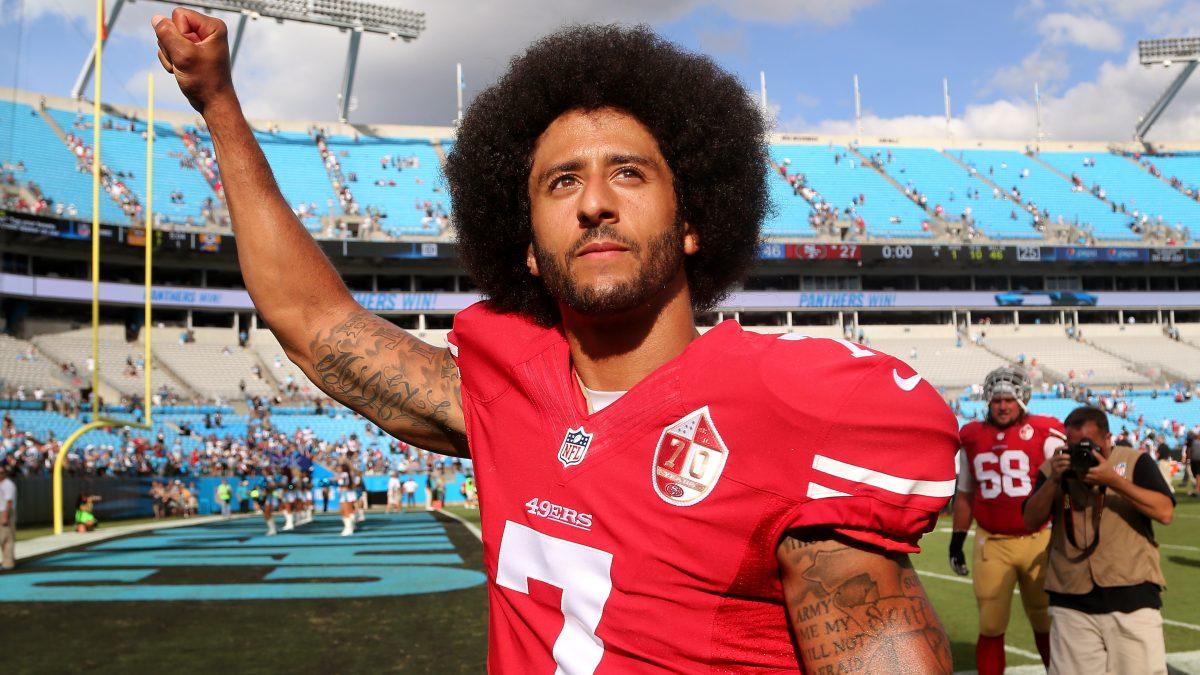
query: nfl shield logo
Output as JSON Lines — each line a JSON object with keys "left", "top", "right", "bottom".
{"left": 652, "top": 407, "right": 729, "bottom": 507}
{"left": 558, "top": 427, "right": 593, "bottom": 468}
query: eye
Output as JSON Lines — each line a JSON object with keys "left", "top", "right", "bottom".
{"left": 550, "top": 174, "right": 578, "bottom": 191}
{"left": 614, "top": 166, "right": 644, "bottom": 181}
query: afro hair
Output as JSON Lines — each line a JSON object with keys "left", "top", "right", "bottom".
{"left": 444, "top": 24, "right": 770, "bottom": 325}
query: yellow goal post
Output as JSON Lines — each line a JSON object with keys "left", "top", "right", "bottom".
{"left": 52, "top": 3, "right": 156, "bottom": 534}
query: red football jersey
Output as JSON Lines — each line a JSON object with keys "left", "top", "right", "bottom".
{"left": 448, "top": 302, "right": 960, "bottom": 672}
{"left": 958, "top": 414, "right": 1066, "bottom": 536}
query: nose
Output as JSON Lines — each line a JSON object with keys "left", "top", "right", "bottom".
{"left": 576, "top": 173, "right": 618, "bottom": 228}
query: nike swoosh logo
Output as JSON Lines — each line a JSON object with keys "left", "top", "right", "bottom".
{"left": 893, "top": 370, "right": 922, "bottom": 391}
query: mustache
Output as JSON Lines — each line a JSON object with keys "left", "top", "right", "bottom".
{"left": 566, "top": 225, "right": 642, "bottom": 260}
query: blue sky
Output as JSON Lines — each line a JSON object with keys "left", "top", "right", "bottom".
{"left": 3, "top": 0, "right": 1200, "bottom": 140}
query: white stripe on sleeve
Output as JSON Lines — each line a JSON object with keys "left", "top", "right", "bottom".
{"left": 812, "top": 454, "right": 956, "bottom": 498}
{"left": 806, "top": 482, "right": 851, "bottom": 500}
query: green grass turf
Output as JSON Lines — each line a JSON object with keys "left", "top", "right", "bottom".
{"left": 912, "top": 495, "right": 1200, "bottom": 669}
{"left": 16, "top": 516, "right": 187, "bottom": 541}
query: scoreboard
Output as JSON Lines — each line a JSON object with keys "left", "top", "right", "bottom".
{"left": 757, "top": 242, "right": 1198, "bottom": 265}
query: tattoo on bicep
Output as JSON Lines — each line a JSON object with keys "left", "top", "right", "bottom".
{"left": 308, "top": 309, "right": 460, "bottom": 432}
{"left": 780, "top": 536, "right": 952, "bottom": 675}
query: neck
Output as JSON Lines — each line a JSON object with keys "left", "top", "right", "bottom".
{"left": 562, "top": 270, "right": 699, "bottom": 392}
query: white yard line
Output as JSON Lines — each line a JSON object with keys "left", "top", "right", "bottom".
{"left": 437, "top": 507, "right": 483, "bottom": 541}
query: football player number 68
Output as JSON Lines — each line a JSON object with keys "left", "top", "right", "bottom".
{"left": 497, "top": 521, "right": 614, "bottom": 674}
{"left": 972, "top": 450, "right": 1032, "bottom": 498}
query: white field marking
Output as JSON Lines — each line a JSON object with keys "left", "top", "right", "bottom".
{"left": 916, "top": 569, "right": 1022, "bottom": 595}
{"left": 955, "top": 650, "right": 1200, "bottom": 675}
{"left": 1004, "top": 645, "right": 1042, "bottom": 660}
{"left": 437, "top": 508, "right": 482, "bottom": 541}
{"left": 1163, "top": 543, "right": 1200, "bottom": 552}
{"left": 1165, "top": 618, "right": 1200, "bottom": 633}
{"left": 917, "top": 570, "right": 1200, "bottom": 635}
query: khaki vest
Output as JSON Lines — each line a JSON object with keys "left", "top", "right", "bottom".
{"left": 1044, "top": 445, "right": 1166, "bottom": 595}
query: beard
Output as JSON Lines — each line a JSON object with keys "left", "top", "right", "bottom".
{"left": 533, "top": 217, "right": 685, "bottom": 317}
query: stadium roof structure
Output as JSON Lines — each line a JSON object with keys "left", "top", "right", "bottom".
{"left": 1135, "top": 37, "right": 1200, "bottom": 145}
{"left": 72, "top": 0, "right": 426, "bottom": 123}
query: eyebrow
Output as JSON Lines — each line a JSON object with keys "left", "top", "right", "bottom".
{"left": 535, "top": 153, "right": 659, "bottom": 186}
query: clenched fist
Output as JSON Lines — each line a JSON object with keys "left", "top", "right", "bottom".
{"left": 152, "top": 8, "right": 236, "bottom": 115}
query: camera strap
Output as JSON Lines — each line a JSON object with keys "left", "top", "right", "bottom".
{"left": 1060, "top": 483, "right": 1105, "bottom": 562}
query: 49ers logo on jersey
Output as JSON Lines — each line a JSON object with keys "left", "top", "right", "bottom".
{"left": 652, "top": 407, "right": 729, "bottom": 507}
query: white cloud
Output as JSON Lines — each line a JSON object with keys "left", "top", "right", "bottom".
{"left": 1066, "top": 0, "right": 1172, "bottom": 23}
{"left": 1037, "top": 12, "right": 1123, "bottom": 51}
{"left": 988, "top": 49, "right": 1071, "bottom": 95}
{"left": 791, "top": 48, "right": 1200, "bottom": 142}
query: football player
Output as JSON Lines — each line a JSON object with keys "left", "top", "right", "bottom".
{"left": 951, "top": 366, "right": 1065, "bottom": 675}
{"left": 155, "top": 11, "right": 959, "bottom": 671}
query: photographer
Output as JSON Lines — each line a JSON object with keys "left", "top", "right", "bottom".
{"left": 1023, "top": 406, "right": 1175, "bottom": 675}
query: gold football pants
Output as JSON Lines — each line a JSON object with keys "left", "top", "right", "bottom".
{"left": 973, "top": 527, "right": 1051, "bottom": 636}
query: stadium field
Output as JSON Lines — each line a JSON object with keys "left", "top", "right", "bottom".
{"left": 1, "top": 501, "right": 1197, "bottom": 673}
{"left": 913, "top": 498, "right": 1200, "bottom": 672}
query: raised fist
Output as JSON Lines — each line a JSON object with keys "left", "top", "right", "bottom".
{"left": 152, "top": 8, "right": 235, "bottom": 114}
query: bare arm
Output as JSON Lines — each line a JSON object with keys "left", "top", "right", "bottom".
{"left": 1022, "top": 458, "right": 1066, "bottom": 532}
{"left": 778, "top": 530, "right": 952, "bottom": 675}
{"left": 1085, "top": 452, "right": 1174, "bottom": 525}
{"left": 153, "top": 9, "right": 466, "bottom": 455}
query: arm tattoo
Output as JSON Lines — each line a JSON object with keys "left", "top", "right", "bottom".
{"left": 308, "top": 309, "right": 462, "bottom": 437}
{"left": 779, "top": 535, "right": 952, "bottom": 675}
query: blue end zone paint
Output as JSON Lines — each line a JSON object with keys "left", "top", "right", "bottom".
{"left": 1, "top": 512, "right": 485, "bottom": 602}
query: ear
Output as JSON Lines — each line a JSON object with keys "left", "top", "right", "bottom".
{"left": 682, "top": 221, "right": 700, "bottom": 256}
{"left": 526, "top": 243, "right": 540, "bottom": 277}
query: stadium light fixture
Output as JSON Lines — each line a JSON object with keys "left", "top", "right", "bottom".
{"left": 1133, "top": 37, "right": 1200, "bottom": 144}
{"left": 72, "top": 0, "right": 426, "bottom": 123}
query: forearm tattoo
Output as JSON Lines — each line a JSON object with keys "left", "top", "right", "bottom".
{"left": 779, "top": 536, "right": 952, "bottom": 675}
{"left": 308, "top": 309, "right": 462, "bottom": 435}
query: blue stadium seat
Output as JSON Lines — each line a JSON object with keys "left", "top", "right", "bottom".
{"left": 1040, "top": 151, "right": 1200, "bottom": 235}
{"left": 322, "top": 134, "right": 449, "bottom": 236}
{"left": 771, "top": 144, "right": 932, "bottom": 238}
{"left": 0, "top": 101, "right": 127, "bottom": 224}
{"left": 862, "top": 146, "right": 1039, "bottom": 239}
{"left": 953, "top": 149, "right": 1137, "bottom": 241}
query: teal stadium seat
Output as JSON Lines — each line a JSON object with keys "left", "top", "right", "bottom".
{"left": 863, "top": 146, "right": 1038, "bottom": 239}
{"left": 771, "top": 144, "right": 932, "bottom": 238}
{"left": 1040, "top": 151, "right": 1200, "bottom": 235}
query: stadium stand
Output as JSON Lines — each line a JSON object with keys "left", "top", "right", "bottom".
{"left": 952, "top": 148, "right": 1137, "bottom": 241}
{"left": 957, "top": 389, "right": 1200, "bottom": 444}
{"left": 1040, "top": 151, "right": 1200, "bottom": 235}
{"left": 321, "top": 134, "right": 450, "bottom": 236}
{"left": 771, "top": 144, "right": 932, "bottom": 238}
{"left": 862, "top": 146, "right": 1038, "bottom": 239}
{"left": 31, "top": 326, "right": 189, "bottom": 398}
{"left": 0, "top": 335, "right": 71, "bottom": 392}
{"left": 764, "top": 167, "right": 816, "bottom": 237}
{"left": 1083, "top": 324, "right": 1200, "bottom": 381}
{"left": 153, "top": 343, "right": 274, "bottom": 399}
{"left": 0, "top": 100, "right": 128, "bottom": 223}
{"left": 857, "top": 325, "right": 1011, "bottom": 388}
{"left": 977, "top": 324, "right": 1151, "bottom": 385}
{"left": 57, "top": 113, "right": 217, "bottom": 225}
{"left": 1144, "top": 153, "right": 1200, "bottom": 199}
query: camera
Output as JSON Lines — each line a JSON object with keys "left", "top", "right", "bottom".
{"left": 1065, "top": 439, "right": 1100, "bottom": 478}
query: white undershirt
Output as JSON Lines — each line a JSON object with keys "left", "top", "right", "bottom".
{"left": 577, "top": 376, "right": 628, "bottom": 414}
